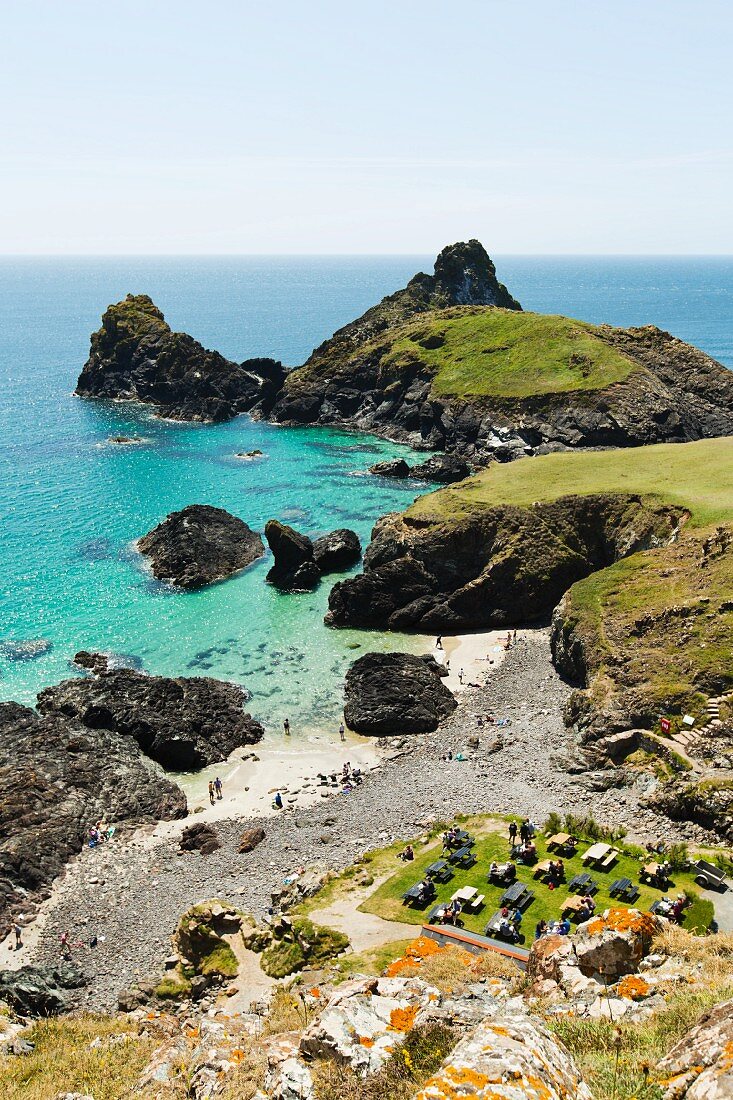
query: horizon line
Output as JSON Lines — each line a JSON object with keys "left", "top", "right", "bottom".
{"left": 1, "top": 251, "right": 733, "bottom": 260}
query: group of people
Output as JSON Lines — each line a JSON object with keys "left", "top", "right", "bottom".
{"left": 434, "top": 897, "right": 464, "bottom": 927}
{"left": 88, "top": 820, "right": 115, "bottom": 847}
{"left": 489, "top": 860, "right": 516, "bottom": 883}
{"left": 207, "top": 776, "right": 223, "bottom": 805}
{"left": 495, "top": 904, "right": 523, "bottom": 942}
{"left": 441, "top": 826, "right": 465, "bottom": 850}
{"left": 535, "top": 917, "right": 571, "bottom": 939}
{"left": 544, "top": 859, "right": 566, "bottom": 888}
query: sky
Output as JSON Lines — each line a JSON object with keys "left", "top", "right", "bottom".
{"left": 1, "top": 0, "right": 731, "bottom": 254}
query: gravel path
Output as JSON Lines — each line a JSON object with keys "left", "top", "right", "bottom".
{"left": 28, "top": 631, "right": 709, "bottom": 1010}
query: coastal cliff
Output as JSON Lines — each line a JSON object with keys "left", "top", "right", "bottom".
{"left": 75, "top": 294, "right": 285, "bottom": 422}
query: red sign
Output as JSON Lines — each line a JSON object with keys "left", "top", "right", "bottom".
{"left": 660, "top": 717, "right": 671, "bottom": 734}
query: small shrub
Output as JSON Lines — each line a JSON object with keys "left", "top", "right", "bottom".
{"left": 154, "top": 969, "right": 192, "bottom": 999}
{"left": 666, "top": 841, "right": 689, "bottom": 871}
{"left": 544, "top": 811, "right": 563, "bottom": 835}
{"left": 261, "top": 919, "right": 349, "bottom": 979}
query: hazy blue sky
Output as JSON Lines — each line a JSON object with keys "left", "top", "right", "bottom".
{"left": 1, "top": 1, "right": 731, "bottom": 254}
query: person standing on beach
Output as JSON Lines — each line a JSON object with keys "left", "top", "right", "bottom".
{"left": 13, "top": 922, "right": 22, "bottom": 950}
{"left": 436, "top": 636, "right": 442, "bottom": 649}
{"left": 214, "top": 776, "right": 223, "bottom": 800}
{"left": 283, "top": 717, "right": 290, "bottom": 735}
{"left": 339, "top": 722, "right": 345, "bottom": 741}
{"left": 208, "top": 781, "right": 215, "bottom": 806}
{"left": 459, "top": 668, "right": 464, "bottom": 684}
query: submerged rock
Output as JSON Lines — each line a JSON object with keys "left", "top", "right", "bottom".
{"left": 37, "top": 668, "right": 264, "bottom": 771}
{"left": 265, "top": 520, "right": 319, "bottom": 591}
{"left": 0, "top": 700, "right": 186, "bottom": 940}
{"left": 0, "top": 639, "right": 52, "bottom": 662}
{"left": 312, "top": 529, "right": 361, "bottom": 574}
{"left": 76, "top": 293, "right": 285, "bottom": 422}
{"left": 138, "top": 504, "right": 264, "bottom": 589}
{"left": 343, "top": 652, "right": 457, "bottom": 735}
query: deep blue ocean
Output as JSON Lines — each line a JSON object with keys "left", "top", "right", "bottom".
{"left": 1, "top": 256, "right": 732, "bottom": 734}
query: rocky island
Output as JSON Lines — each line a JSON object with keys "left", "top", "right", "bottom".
{"left": 75, "top": 293, "right": 285, "bottom": 422}
{"left": 264, "top": 519, "right": 361, "bottom": 590}
{"left": 138, "top": 504, "right": 265, "bottom": 588}
{"left": 76, "top": 243, "right": 733, "bottom": 465}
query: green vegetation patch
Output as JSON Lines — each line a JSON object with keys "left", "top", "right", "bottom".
{"left": 385, "top": 308, "right": 636, "bottom": 399}
{"left": 360, "top": 823, "right": 714, "bottom": 938}
{"left": 260, "top": 918, "right": 349, "bottom": 979}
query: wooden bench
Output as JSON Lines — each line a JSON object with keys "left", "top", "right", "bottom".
{"left": 467, "top": 893, "right": 485, "bottom": 911}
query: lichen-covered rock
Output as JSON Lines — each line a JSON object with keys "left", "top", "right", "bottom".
{"left": 416, "top": 1014, "right": 592, "bottom": 1099}
{"left": 312, "top": 529, "right": 361, "bottom": 574}
{"left": 37, "top": 668, "right": 263, "bottom": 771}
{"left": 138, "top": 504, "right": 264, "bottom": 588}
{"left": 343, "top": 652, "right": 457, "bottom": 735}
{"left": 76, "top": 293, "right": 285, "bottom": 422}
{"left": 264, "top": 520, "right": 319, "bottom": 591}
{"left": 573, "top": 908, "right": 662, "bottom": 979}
{"left": 658, "top": 998, "right": 733, "bottom": 1098}
{"left": 299, "top": 975, "right": 439, "bottom": 1074}
{"left": 264, "top": 1034, "right": 315, "bottom": 1100}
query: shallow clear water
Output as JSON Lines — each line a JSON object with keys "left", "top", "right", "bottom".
{"left": 2, "top": 255, "right": 732, "bottom": 734}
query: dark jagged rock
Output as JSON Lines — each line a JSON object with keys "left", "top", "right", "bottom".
{"left": 369, "top": 455, "right": 470, "bottom": 483}
{"left": 264, "top": 519, "right": 319, "bottom": 590}
{"left": 75, "top": 294, "right": 285, "bottom": 422}
{"left": 0, "top": 963, "right": 87, "bottom": 1017}
{"left": 0, "top": 701, "right": 186, "bottom": 940}
{"left": 312, "top": 529, "right": 361, "bottom": 574}
{"left": 36, "top": 668, "right": 264, "bottom": 771}
{"left": 137, "top": 504, "right": 264, "bottom": 589}
{"left": 73, "top": 650, "right": 110, "bottom": 675}
{"left": 327, "top": 495, "right": 685, "bottom": 632}
{"left": 369, "top": 459, "right": 411, "bottom": 478}
{"left": 179, "top": 822, "right": 221, "bottom": 855}
{"left": 344, "top": 652, "right": 457, "bottom": 735}
{"left": 409, "top": 455, "right": 471, "bottom": 483}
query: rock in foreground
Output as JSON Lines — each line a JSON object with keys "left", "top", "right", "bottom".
{"left": 0, "top": 964, "right": 87, "bottom": 1017}
{"left": 37, "top": 668, "right": 263, "bottom": 770}
{"left": 658, "top": 997, "right": 733, "bottom": 1099}
{"left": 344, "top": 652, "right": 457, "bottom": 735}
{"left": 138, "top": 504, "right": 264, "bottom": 588}
{"left": 0, "top": 701, "right": 186, "bottom": 940}
{"left": 76, "top": 293, "right": 285, "bottom": 422}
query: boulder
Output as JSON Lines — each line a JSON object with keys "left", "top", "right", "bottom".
{"left": 343, "top": 652, "right": 457, "bottom": 735}
{"left": 657, "top": 998, "right": 733, "bottom": 1098}
{"left": 0, "top": 701, "right": 186, "bottom": 941}
{"left": 369, "top": 459, "right": 410, "bottom": 478}
{"left": 573, "top": 908, "right": 663, "bottom": 980}
{"left": 37, "top": 668, "right": 263, "bottom": 771}
{"left": 265, "top": 520, "right": 319, "bottom": 591}
{"left": 239, "top": 826, "right": 266, "bottom": 853}
{"left": 73, "top": 650, "right": 110, "bottom": 675}
{"left": 0, "top": 963, "right": 87, "bottom": 1017}
{"left": 312, "top": 529, "right": 361, "bottom": 574}
{"left": 138, "top": 504, "right": 264, "bottom": 588}
{"left": 179, "top": 822, "right": 220, "bottom": 855}
{"left": 76, "top": 293, "right": 286, "bottom": 422}
{"left": 415, "top": 1014, "right": 592, "bottom": 1099}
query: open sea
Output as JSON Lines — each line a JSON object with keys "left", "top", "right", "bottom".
{"left": 1, "top": 256, "right": 732, "bottom": 735}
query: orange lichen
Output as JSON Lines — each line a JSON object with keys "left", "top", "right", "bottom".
{"left": 359, "top": 1035, "right": 375, "bottom": 1047}
{"left": 585, "top": 908, "right": 658, "bottom": 937}
{"left": 617, "top": 974, "right": 651, "bottom": 1000}
{"left": 388, "top": 1004, "right": 419, "bottom": 1032}
{"left": 385, "top": 935, "right": 446, "bottom": 976}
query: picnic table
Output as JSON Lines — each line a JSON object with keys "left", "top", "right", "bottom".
{"left": 567, "top": 872, "right": 597, "bottom": 894}
{"left": 500, "top": 881, "right": 534, "bottom": 909}
{"left": 448, "top": 844, "right": 476, "bottom": 868}
{"left": 487, "top": 861, "right": 516, "bottom": 884}
{"left": 533, "top": 859, "right": 554, "bottom": 879}
{"left": 650, "top": 897, "right": 674, "bottom": 917}
{"left": 451, "top": 885, "right": 477, "bottom": 903}
{"left": 582, "top": 842, "right": 613, "bottom": 864}
{"left": 402, "top": 881, "right": 435, "bottom": 906}
{"left": 443, "top": 829, "right": 474, "bottom": 850}
{"left": 426, "top": 859, "right": 452, "bottom": 883}
{"left": 547, "top": 833, "right": 570, "bottom": 849}
{"left": 610, "top": 877, "right": 632, "bottom": 897}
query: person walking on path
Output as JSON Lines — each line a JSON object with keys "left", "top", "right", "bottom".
{"left": 435, "top": 636, "right": 443, "bottom": 650}
{"left": 339, "top": 722, "right": 345, "bottom": 742}
{"left": 214, "top": 776, "right": 223, "bottom": 800}
{"left": 208, "top": 781, "right": 215, "bottom": 806}
{"left": 12, "top": 922, "right": 22, "bottom": 950}
{"left": 508, "top": 820, "right": 518, "bottom": 846}
{"left": 283, "top": 718, "right": 290, "bottom": 735}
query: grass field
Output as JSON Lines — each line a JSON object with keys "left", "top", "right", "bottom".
{"left": 358, "top": 817, "right": 714, "bottom": 941}
{"left": 383, "top": 308, "right": 637, "bottom": 399}
{"left": 408, "top": 436, "right": 733, "bottom": 527}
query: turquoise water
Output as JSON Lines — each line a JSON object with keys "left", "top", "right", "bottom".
{"left": 2, "top": 256, "right": 732, "bottom": 733}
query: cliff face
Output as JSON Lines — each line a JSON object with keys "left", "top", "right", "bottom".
{"left": 75, "top": 294, "right": 285, "bottom": 422}
{"left": 326, "top": 494, "right": 684, "bottom": 632}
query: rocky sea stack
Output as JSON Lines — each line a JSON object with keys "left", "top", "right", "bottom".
{"left": 138, "top": 504, "right": 265, "bottom": 588}
{"left": 265, "top": 520, "right": 361, "bottom": 590}
{"left": 75, "top": 294, "right": 285, "bottom": 422}
{"left": 344, "top": 651, "right": 457, "bottom": 735}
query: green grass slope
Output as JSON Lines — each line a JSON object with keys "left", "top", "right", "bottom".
{"left": 385, "top": 308, "right": 637, "bottom": 398}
